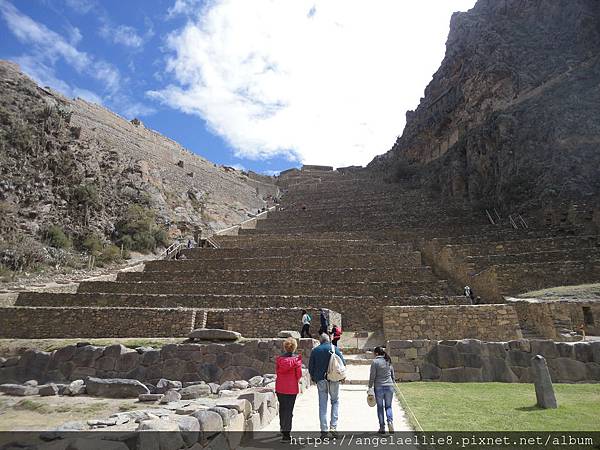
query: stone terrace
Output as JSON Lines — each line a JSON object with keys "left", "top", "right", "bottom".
{"left": 3, "top": 165, "right": 599, "bottom": 341}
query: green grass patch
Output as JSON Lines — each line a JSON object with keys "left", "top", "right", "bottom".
{"left": 14, "top": 399, "right": 49, "bottom": 413}
{"left": 519, "top": 283, "right": 600, "bottom": 300}
{"left": 396, "top": 382, "right": 600, "bottom": 431}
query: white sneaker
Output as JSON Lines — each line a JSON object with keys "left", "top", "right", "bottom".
{"left": 387, "top": 421, "right": 394, "bottom": 433}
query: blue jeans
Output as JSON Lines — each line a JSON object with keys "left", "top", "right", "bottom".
{"left": 317, "top": 380, "right": 339, "bottom": 432}
{"left": 374, "top": 386, "right": 394, "bottom": 428}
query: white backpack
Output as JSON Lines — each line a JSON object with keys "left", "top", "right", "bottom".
{"left": 326, "top": 344, "right": 346, "bottom": 382}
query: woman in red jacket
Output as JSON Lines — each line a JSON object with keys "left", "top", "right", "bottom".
{"left": 275, "top": 337, "right": 303, "bottom": 442}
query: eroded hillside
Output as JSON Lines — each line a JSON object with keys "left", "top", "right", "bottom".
{"left": 0, "top": 60, "right": 276, "bottom": 272}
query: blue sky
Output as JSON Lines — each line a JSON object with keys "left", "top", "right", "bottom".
{"left": 0, "top": 0, "right": 475, "bottom": 173}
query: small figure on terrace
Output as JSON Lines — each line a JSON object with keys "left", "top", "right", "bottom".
{"left": 301, "top": 309, "right": 312, "bottom": 338}
{"left": 331, "top": 324, "right": 342, "bottom": 346}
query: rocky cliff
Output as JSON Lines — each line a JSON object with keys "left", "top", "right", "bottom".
{"left": 370, "top": 0, "right": 600, "bottom": 213}
{"left": 0, "top": 60, "right": 276, "bottom": 268}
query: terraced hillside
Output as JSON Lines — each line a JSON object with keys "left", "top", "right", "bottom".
{"left": 2, "top": 166, "right": 599, "bottom": 343}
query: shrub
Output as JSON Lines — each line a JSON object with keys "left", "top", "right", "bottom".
{"left": 114, "top": 205, "right": 168, "bottom": 253}
{"left": 97, "top": 244, "right": 122, "bottom": 266}
{"left": 82, "top": 233, "right": 104, "bottom": 256}
{"left": 46, "top": 225, "right": 71, "bottom": 249}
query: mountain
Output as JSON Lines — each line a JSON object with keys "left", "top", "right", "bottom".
{"left": 0, "top": 60, "right": 276, "bottom": 270}
{"left": 369, "top": 0, "right": 600, "bottom": 214}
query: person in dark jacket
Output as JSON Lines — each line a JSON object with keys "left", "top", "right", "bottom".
{"left": 318, "top": 308, "right": 329, "bottom": 335}
{"left": 369, "top": 346, "right": 395, "bottom": 434}
{"left": 308, "top": 334, "right": 346, "bottom": 437}
{"left": 275, "top": 337, "right": 303, "bottom": 442}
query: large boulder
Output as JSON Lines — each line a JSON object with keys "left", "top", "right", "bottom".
{"left": 173, "top": 415, "right": 200, "bottom": 447}
{"left": 191, "top": 410, "right": 223, "bottom": 437}
{"left": 189, "top": 329, "right": 241, "bottom": 341}
{"left": 85, "top": 377, "right": 149, "bottom": 398}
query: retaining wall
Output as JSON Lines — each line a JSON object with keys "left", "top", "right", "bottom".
{"left": 387, "top": 338, "right": 600, "bottom": 383}
{"left": 383, "top": 304, "right": 522, "bottom": 341}
{"left": 0, "top": 339, "right": 318, "bottom": 385}
{"left": 0, "top": 307, "right": 202, "bottom": 338}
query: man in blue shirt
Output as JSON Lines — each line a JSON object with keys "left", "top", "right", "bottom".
{"left": 308, "top": 333, "right": 346, "bottom": 437}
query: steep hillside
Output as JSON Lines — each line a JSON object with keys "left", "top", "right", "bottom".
{"left": 0, "top": 60, "right": 276, "bottom": 271}
{"left": 370, "top": 0, "right": 600, "bottom": 215}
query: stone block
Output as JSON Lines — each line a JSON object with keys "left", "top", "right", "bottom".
{"left": 141, "top": 350, "right": 161, "bottom": 366}
{"left": 103, "top": 344, "right": 131, "bottom": 359}
{"left": 586, "top": 363, "right": 600, "bottom": 380}
{"left": 180, "top": 384, "right": 211, "bottom": 399}
{"left": 160, "top": 389, "right": 182, "bottom": 403}
{"left": 508, "top": 340, "right": 530, "bottom": 352}
{"left": 591, "top": 342, "right": 600, "bottom": 363}
{"left": 38, "top": 383, "right": 59, "bottom": 396}
{"left": 174, "top": 415, "right": 200, "bottom": 447}
{"left": 0, "top": 383, "right": 39, "bottom": 396}
{"left": 278, "top": 331, "right": 300, "bottom": 339}
{"left": 115, "top": 352, "right": 140, "bottom": 372}
{"left": 482, "top": 357, "right": 518, "bottom": 383}
{"left": 440, "top": 367, "right": 482, "bottom": 382}
{"left": 156, "top": 378, "right": 182, "bottom": 394}
{"left": 54, "top": 345, "right": 77, "bottom": 362}
{"left": 85, "top": 377, "right": 149, "bottom": 398}
{"left": 95, "top": 356, "right": 116, "bottom": 372}
{"left": 137, "top": 418, "right": 184, "bottom": 450}
{"left": 456, "top": 339, "right": 483, "bottom": 354}
{"left": 191, "top": 410, "right": 224, "bottom": 437}
{"left": 507, "top": 350, "right": 531, "bottom": 367}
{"left": 426, "top": 345, "right": 463, "bottom": 369}
{"left": 484, "top": 342, "right": 508, "bottom": 359}
{"left": 209, "top": 406, "right": 236, "bottom": 427}
{"left": 215, "top": 398, "right": 252, "bottom": 418}
{"left": 189, "top": 329, "right": 241, "bottom": 341}
{"left": 387, "top": 340, "right": 413, "bottom": 349}
{"left": 238, "top": 391, "right": 268, "bottom": 411}
{"left": 65, "top": 379, "right": 86, "bottom": 396}
{"left": 547, "top": 357, "right": 588, "bottom": 382}
{"left": 139, "top": 393, "right": 163, "bottom": 402}
{"left": 71, "top": 346, "right": 103, "bottom": 367}
{"left": 530, "top": 340, "right": 559, "bottom": 359}
{"left": 397, "top": 372, "right": 420, "bottom": 382}
{"left": 463, "top": 353, "right": 484, "bottom": 368}
{"left": 555, "top": 342, "right": 574, "bottom": 358}
{"left": 531, "top": 355, "right": 557, "bottom": 409}
{"left": 419, "top": 362, "right": 441, "bottom": 380}
{"left": 574, "top": 342, "right": 593, "bottom": 363}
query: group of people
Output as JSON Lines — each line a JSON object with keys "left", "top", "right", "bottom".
{"left": 275, "top": 333, "right": 396, "bottom": 442}
{"left": 301, "top": 309, "right": 342, "bottom": 346}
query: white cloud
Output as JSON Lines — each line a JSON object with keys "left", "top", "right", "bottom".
{"left": 151, "top": 0, "right": 476, "bottom": 167}
{"left": 64, "top": 0, "right": 95, "bottom": 14}
{"left": 0, "top": 0, "right": 120, "bottom": 93}
{"left": 167, "top": 0, "right": 202, "bottom": 18}
{"left": 100, "top": 24, "right": 144, "bottom": 48}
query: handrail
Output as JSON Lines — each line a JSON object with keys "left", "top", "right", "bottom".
{"left": 206, "top": 236, "right": 220, "bottom": 249}
{"left": 485, "top": 209, "right": 496, "bottom": 225}
{"left": 213, "top": 205, "right": 276, "bottom": 236}
{"left": 160, "top": 241, "right": 185, "bottom": 260}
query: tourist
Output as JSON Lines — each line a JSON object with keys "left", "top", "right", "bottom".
{"left": 308, "top": 333, "right": 346, "bottom": 437}
{"left": 301, "top": 309, "right": 312, "bottom": 338}
{"left": 331, "top": 324, "right": 342, "bottom": 346}
{"left": 275, "top": 337, "right": 303, "bottom": 442}
{"left": 369, "top": 346, "right": 395, "bottom": 434}
{"left": 319, "top": 309, "right": 330, "bottom": 335}
{"left": 464, "top": 285, "right": 473, "bottom": 304}
{"left": 187, "top": 239, "right": 193, "bottom": 249}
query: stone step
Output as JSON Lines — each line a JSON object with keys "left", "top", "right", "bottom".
{"left": 118, "top": 266, "right": 438, "bottom": 283}
{"left": 179, "top": 243, "right": 414, "bottom": 259}
{"left": 77, "top": 280, "right": 451, "bottom": 297}
{"left": 143, "top": 253, "right": 423, "bottom": 271}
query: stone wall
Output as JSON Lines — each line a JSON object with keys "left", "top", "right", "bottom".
{"left": 509, "top": 299, "right": 600, "bottom": 339}
{"left": 0, "top": 339, "right": 318, "bottom": 385}
{"left": 221, "top": 308, "right": 342, "bottom": 337}
{"left": 17, "top": 292, "right": 467, "bottom": 331}
{"left": 383, "top": 305, "right": 522, "bottom": 341}
{"left": 0, "top": 307, "right": 202, "bottom": 339}
{"left": 387, "top": 339, "right": 600, "bottom": 383}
